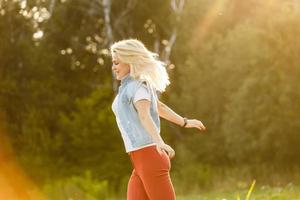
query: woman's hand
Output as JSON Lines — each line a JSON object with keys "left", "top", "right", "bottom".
{"left": 185, "top": 119, "right": 206, "bottom": 132}
{"left": 156, "top": 142, "right": 175, "bottom": 159}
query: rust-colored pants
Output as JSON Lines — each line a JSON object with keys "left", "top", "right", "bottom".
{"left": 127, "top": 145, "right": 176, "bottom": 200}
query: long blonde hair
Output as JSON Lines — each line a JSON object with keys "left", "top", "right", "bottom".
{"left": 110, "top": 39, "right": 170, "bottom": 92}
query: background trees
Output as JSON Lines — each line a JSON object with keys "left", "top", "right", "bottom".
{"left": 1, "top": 0, "right": 300, "bottom": 197}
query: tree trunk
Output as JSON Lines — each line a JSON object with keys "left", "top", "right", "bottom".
{"left": 102, "top": 0, "right": 118, "bottom": 93}
{"left": 161, "top": 0, "right": 185, "bottom": 64}
{"left": 49, "top": 0, "right": 56, "bottom": 16}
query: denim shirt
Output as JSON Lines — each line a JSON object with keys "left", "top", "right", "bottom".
{"left": 113, "top": 75, "right": 160, "bottom": 151}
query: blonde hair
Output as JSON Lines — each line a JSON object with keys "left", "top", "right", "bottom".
{"left": 110, "top": 39, "right": 170, "bottom": 92}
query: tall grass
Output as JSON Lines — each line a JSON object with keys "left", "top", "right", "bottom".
{"left": 237, "top": 180, "right": 255, "bottom": 200}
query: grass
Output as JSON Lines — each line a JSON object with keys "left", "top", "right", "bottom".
{"left": 108, "top": 181, "right": 300, "bottom": 200}
{"left": 176, "top": 181, "right": 300, "bottom": 200}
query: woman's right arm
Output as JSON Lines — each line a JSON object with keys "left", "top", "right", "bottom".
{"left": 134, "top": 99, "right": 175, "bottom": 159}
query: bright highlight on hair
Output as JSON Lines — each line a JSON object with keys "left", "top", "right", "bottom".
{"left": 110, "top": 39, "right": 170, "bottom": 92}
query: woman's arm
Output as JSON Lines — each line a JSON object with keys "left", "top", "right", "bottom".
{"left": 157, "top": 100, "right": 206, "bottom": 131}
{"left": 134, "top": 99, "right": 175, "bottom": 158}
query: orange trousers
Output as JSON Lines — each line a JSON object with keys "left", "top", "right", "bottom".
{"left": 127, "top": 145, "right": 176, "bottom": 200}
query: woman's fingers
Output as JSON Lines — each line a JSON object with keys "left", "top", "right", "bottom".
{"left": 187, "top": 119, "right": 205, "bottom": 131}
{"left": 166, "top": 147, "right": 175, "bottom": 159}
{"left": 161, "top": 145, "right": 175, "bottom": 159}
{"left": 200, "top": 121, "right": 206, "bottom": 130}
{"left": 199, "top": 124, "right": 205, "bottom": 130}
{"left": 170, "top": 150, "right": 175, "bottom": 159}
{"left": 157, "top": 143, "right": 175, "bottom": 159}
{"left": 165, "top": 150, "right": 174, "bottom": 159}
{"left": 194, "top": 120, "right": 205, "bottom": 131}
{"left": 156, "top": 146, "right": 163, "bottom": 155}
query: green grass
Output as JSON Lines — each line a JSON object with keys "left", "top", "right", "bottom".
{"left": 177, "top": 182, "right": 300, "bottom": 200}
{"left": 108, "top": 182, "right": 300, "bottom": 200}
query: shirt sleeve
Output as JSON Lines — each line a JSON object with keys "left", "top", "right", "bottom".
{"left": 133, "top": 85, "right": 151, "bottom": 103}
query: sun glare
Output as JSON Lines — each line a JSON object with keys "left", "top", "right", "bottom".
{"left": 192, "top": 0, "right": 228, "bottom": 46}
{"left": 0, "top": 114, "right": 47, "bottom": 200}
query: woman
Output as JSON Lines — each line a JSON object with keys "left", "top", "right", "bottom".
{"left": 111, "top": 39, "right": 206, "bottom": 200}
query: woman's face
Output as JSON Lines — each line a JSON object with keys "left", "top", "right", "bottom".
{"left": 112, "top": 53, "right": 130, "bottom": 80}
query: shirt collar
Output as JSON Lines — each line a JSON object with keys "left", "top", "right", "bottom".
{"left": 120, "top": 74, "right": 132, "bottom": 85}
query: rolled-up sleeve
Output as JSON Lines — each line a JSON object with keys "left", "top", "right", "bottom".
{"left": 133, "top": 85, "right": 151, "bottom": 103}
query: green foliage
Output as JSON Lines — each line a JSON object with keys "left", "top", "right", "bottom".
{"left": 1, "top": 0, "right": 300, "bottom": 198}
{"left": 172, "top": 0, "right": 300, "bottom": 167}
{"left": 172, "top": 144, "right": 213, "bottom": 194}
{"left": 43, "top": 171, "right": 109, "bottom": 200}
{"left": 177, "top": 182, "right": 300, "bottom": 200}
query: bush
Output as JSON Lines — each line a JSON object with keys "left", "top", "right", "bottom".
{"left": 43, "top": 171, "right": 109, "bottom": 200}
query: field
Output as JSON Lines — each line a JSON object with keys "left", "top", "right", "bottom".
{"left": 107, "top": 182, "right": 300, "bottom": 200}
{"left": 177, "top": 182, "right": 300, "bottom": 200}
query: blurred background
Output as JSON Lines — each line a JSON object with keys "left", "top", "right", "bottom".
{"left": 1, "top": 0, "right": 300, "bottom": 199}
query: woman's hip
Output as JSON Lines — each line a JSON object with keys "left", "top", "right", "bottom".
{"left": 129, "top": 145, "right": 171, "bottom": 173}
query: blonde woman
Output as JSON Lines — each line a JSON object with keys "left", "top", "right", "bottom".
{"left": 110, "top": 39, "right": 205, "bottom": 200}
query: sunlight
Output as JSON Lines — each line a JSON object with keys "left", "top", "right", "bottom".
{"left": 66, "top": 48, "right": 73, "bottom": 54}
{"left": 100, "top": 48, "right": 109, "bottom": 55}
{"left": 97, "top": 57, "right": 104, "bottom": 65}
{"left": 192, "top": 0, "right": 228, "bottom": 46}
{"left": 20, "top": 0, "right": 26, "bottom": 9}
{"left": 19, "top": 3, "right": 50, "bottom": 23}
{"left": 33, "top": 30, "right": 44, "bottom": 40}
{"left": 0, "top": 114, "right": 47, "bottom": 200}
{"left": 0, "top": 9, "right": 5, "bottom": 16}
{"left": 192, "top": 0, "right": 297, "bottom": 48}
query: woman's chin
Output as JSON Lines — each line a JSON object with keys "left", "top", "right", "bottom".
{"left": 116, "top": 74, "right": 127, "bottom": 80}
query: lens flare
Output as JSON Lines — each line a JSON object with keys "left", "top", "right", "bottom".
{"left": 0, "top": 113, "right": 47, "bottom": 200}
{"left": 191, "top": 0, "right": 228, "bottom": 46}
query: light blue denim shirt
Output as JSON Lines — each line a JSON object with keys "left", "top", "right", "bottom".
{"left": 112, "top": 74, "right": 160, "bottom": 151}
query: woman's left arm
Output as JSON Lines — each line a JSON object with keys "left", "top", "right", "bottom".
{"left": 157, "top": 100, "right": 206, "bottom": 132}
